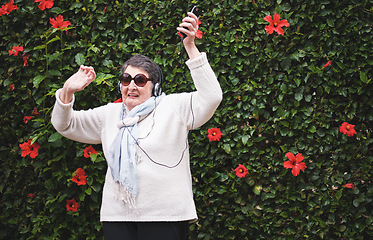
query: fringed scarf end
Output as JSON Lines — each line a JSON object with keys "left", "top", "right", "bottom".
{"left": 115, "top": 182, "right": 138, "bottom": 213}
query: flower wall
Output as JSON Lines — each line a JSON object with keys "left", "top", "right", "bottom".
{"left": 1, "top": 0, "right": 372, "bottom": 239}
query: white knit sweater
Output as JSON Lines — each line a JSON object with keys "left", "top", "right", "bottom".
{"left": 51, "top": 52, "right": 222, "bottom": 222}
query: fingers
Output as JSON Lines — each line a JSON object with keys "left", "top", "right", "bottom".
{"left": 181, "top": 15, "right": 198, "bottom": 29}
{"left": 187, "top": 12, "right": 199, "bottom": 22}
{"left": 87, "top": 68, "right": 96, "bottom": 81}
{"left": 80, "top": 65, "right": 93, "bottom": 72}
{"left": 178, "top": 12, "right": 199, "bottom": 36}
{"left": 79, "top": 65, "right": 96, "bottom": 81}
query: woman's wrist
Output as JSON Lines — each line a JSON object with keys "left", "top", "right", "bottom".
{"left": 184, "top": 42, "right": 201, "bottom": 60}
{"left": 60, "top": 86, "right": 74, "bottom": 104}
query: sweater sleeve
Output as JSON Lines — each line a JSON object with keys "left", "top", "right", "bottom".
{"left": 183, "top": 52, "right": 223, "bottom": 129}
{"left": 51, "top": 89, "right": 104, "bottom": 144}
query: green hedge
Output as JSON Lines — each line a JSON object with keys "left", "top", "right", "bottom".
{"left": 1, "top": 0, "right": 372, "bottom": 239}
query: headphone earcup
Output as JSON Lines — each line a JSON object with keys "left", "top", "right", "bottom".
{"left": 117, "top": 81, "right": 122, "bottom": 94}
{"left": 154, "top": 65, "right": 163, "bottom": 97}
{"left": 153, "top": 82, "right": 161, "bottom": 97}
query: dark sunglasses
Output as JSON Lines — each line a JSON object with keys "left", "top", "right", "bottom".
{"left": 119, "top": 73, "right": 152, "bottom": 87}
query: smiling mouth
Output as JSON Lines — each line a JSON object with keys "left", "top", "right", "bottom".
{"left": 128, "top": 93, "right": 139, "bottom": 98}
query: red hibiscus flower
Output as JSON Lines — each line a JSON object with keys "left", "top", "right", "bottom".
{"left": 66, "top": 198, "right": 79, "bottom": 212}
{"left": 83, "top": 145, "right": 98, "bottom": 158}
{"left": 234, "top": 164, "right": 249, "bottom": 178}
{"left": 283, "top": 152, "right": 307, "bottom": 176}
{"left": 23, "top": 116, "right": 32, "bottom": 123}
{"left": 72, "top": 168, "right": 88, "bottom": 186}
{"left": 339, "top": 122, "right": 357, "bottom": 137}
{"left": 195, "top": 20, "right": 203, "bottom": 39}
{"left": 207, "top": 128, "right": 223, "bottom": 141}
{"left": 264, "top": 13, "right": 290, "bottom": 36}
{"left": 34, "top": 0, "right": 54, "bottom": 11}
{"left": 0, "top": 0, "right": 18, "bottom": 16}
{"left": 32, "top": 109, "right": 39, "bottom": 115}
{"left": 113, "top": 98, "right": 123, "bottom": 103}
{"left": 50, "top": 15, "right": 71, "bottom": 30}
{"left": 9, "top": 83, "right": 14, "bottom": 91}
{"left": 8, "top": 46, "right": 23, "bottom": 56}
{"left": 27, "top": 193, "right": 36, "bottom": 198}
{"left": 19, "top": 139, "right": 40, "bottom": 158}
{"left": 196, "top": 29, "right": 203, "bottom": 39}
{"left": 323, "top": 60, "right": 332, "bottom": 68}
{"left": 22, "top": 53, "right": 30, "bottom": 66}
{"left": 344, "top": 183, "right": 355, "bottom": 190}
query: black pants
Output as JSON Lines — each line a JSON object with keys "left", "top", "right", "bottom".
{"left": 103, "top": 221, "right": 189, "bottom": 240}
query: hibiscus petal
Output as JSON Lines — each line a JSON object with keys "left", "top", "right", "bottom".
{"left": 275, "top": 27, "right": 285, "bottom": 35}
{"left": 21, "top": 151, "right": 29, "bottom": 157}
{"left": 285, "top": 152, "right": 295, "bottom": 161}
{"left": 297, "top": 162, "right": 307, "bottom": 171}
{"left": 61, "top": 20, "right": 71, "bottom": 28}
{"left": 273, "top": 13, "right": 281, "bottom": 23}
{"left": 292, "top": 165, "right": 301, "bottom": 176}
{"left": 295, "top": 153, "right": 304, "bottom": 163}
{"left": 264, "top": 15, "right": 273, "bottom": 24}
{"left": 29, "top": 151, "right": 38, "bottom": 158}
{"left": 50, "top": 18, "right": 57, "bottom": 26}
{"left": 278, "top": 19, "right": 290, "bottom": 28}
{"left": 196, "top": 30, "right": 203, "bottom": 39}
{"left": 38, "top": 3, "right": 46, "bottom": 10}
{"left": 265, "top": 25, "right": 274, "bottom": 34}
{"left": 283, "top": 161, "right": 293, "bottom": 169}
{"left": 46, "top": 1, "right": 54, "bottom": 9}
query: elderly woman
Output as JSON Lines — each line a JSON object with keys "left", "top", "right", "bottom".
{"left": 51, "top": 12, "right": 222, "bottom": 240}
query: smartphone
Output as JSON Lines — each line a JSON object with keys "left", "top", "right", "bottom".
{"left": 179, "top": 6, "right": 201, "bottom": 38}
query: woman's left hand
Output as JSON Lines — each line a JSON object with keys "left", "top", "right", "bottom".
{"left": 177, "top": 12, "right": 199, "bottom": 46}
{"left": 177, "top": 12, "right": 201, "bottom": 60}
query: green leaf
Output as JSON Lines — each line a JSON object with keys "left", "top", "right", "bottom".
{"left": 48, "top": 132, "right": 62, "bottom": 142}
{"left": 33, "top": 45, "right": 46, "bottom": 50}
{"left": 253, "top": 185, "right": 262, "bottom": 195}
{"left": 95, "top": 73, "right": 115, "bottom": 85}
{"left": 33, "top": 75, "right": 46, "bottom": 88}
{"left": 88, "top": 44, "right": 100, "bottom": 53}
{"left": 49, "top": 70, "right": 62, "bottom": 76}
{"left": 295, "top": 92, "right": 303, "bottom": 101}
{"left": 223, "top": 144, "right": 231, "bottom": 154}
{"left": 75, "top": 53, "right": 86, "bottom": 66}
{"left": 326, "top": 19, "right": 334, "bottom": 27}
{"left": 46, "top": 36, "right": 60, "bottom": 45}
{"left": 90, "top": 153, "right": 98, "bottom": 163}
{"left": 335, "top": 189, "right": 343, "bottom": 200}
{"left": 309, "top": 125, "right": 317, "bottom": 133}
{"left": 85, "top": 187, "right": 92, "bottom": 195}
{"left": 294, "top": 78, "right": 301, "bottom": 87}
{"left": 242, "top": 135, "right": 250, "bottom": 145}
{"left": 360, "top": 71, "right": 368, "bottom": 83}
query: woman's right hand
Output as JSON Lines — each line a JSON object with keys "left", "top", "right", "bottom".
{"left": 60, "top": 65, "right": 96, "bottom": 103}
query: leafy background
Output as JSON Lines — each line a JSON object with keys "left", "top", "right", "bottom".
{"left": 1, "top": 0, "right": 372, "bottom": 239}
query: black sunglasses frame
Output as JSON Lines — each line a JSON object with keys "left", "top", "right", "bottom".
{"left": 119, "top": 73, "right": 152, "bottom": 87}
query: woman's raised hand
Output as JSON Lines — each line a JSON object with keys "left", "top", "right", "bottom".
{"left": 60, "top": 65, "right": 96, "bottom": 103}
{"left": 177, "top": 12, "right": 201, "bottom": 60}
{"left": 177, "top": 12, "right": 199, "bottom": 44}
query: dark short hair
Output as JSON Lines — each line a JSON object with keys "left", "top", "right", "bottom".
{"left": 121, "top": 54, "right": 160, "bottom": 85}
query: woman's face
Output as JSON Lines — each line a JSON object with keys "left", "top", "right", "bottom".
{"left": 121, "top": 65, "right": 153, "bottom": 111}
